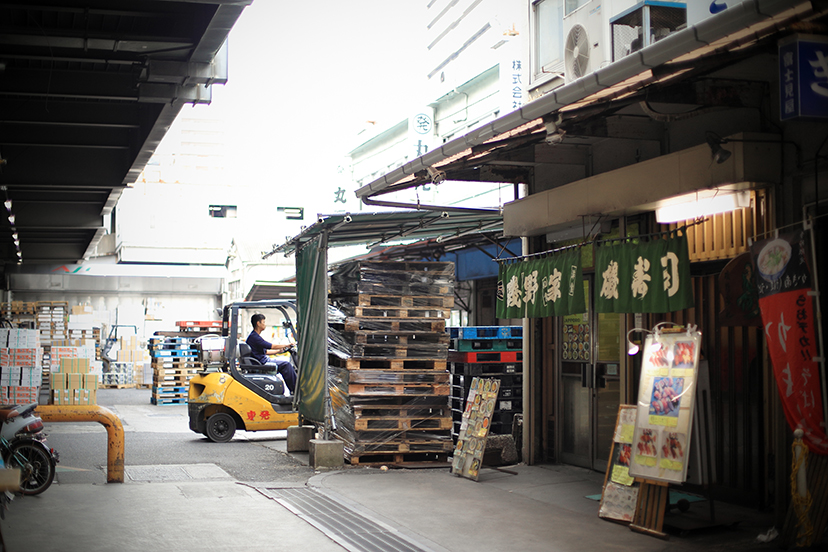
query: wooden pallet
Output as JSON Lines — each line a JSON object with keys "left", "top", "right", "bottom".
{"left": 152, "top": 375, "right": 193, "bottom": 387}
{"left": 354, "top": 415, "right": 452, "bottom": 431}
{"left": 346, "top": 382, "right": 450, "bottom": 396}
{"left": 348, "top": 332, "right": 449, "bottom": 346}
{"left": 347, "top": 452, "right": 450, "bottom": 466}
{"left": 345, "top": 282, "right": 454, "bottom": 297}
{"left": 332, "top": 357, "right": 448, "bottom": 371}
{"left": 344, "top": 306, "right": 450, "bottom": 319}
{"left": 151, "top": 396, "right": 187, "bottom": 405}
{"left": 355, "top": 294, "right": 455, "bottom": 308}
{"left": 347, "top": 343, "right": 449, "bottom": 359}
{"left": 342, "top": 318, "right": 446, "bottom": 333}
{"left": 100, "top": 383, "right": 135, "bottom": 389}
{"left": 151, "top": 359, "right": 202, "bottom": 368}
{"left": 353, "top": 403, "right": 451, "bottom": 418}
{"left": 154, "top": 366, "right": 200, "bottom": 376}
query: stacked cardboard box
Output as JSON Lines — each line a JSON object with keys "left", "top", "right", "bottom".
{"left": 111, "top": 335, "right": 148, "bottom": 387}
{"left": 36, "top": 301, "right": 68, "bottom": 347}
{"left": 51, "top": 357, "right": 97, "bottom": 405}
{"left": 0, "top": 328, "right": 42, "bottom": 404}
{"left": 328, "top": 260, "right": 455, "bottom": 466}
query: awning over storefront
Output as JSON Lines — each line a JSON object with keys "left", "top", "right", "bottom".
{"left": 503, "top": 133, "right": 780, "bottom": 238}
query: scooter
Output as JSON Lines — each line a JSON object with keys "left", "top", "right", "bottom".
{"left": 0, "top": 403, "right": 58, "bottom": 495}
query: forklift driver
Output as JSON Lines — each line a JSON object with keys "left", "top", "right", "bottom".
{"left": 246, "top": 313, "right": 297, "bottom": 393}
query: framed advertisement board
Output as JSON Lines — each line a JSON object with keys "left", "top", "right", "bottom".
{"left": 451, "top": 377, "right": 501, "bottom": 481}
{"left": 628, "top": 329, "right": 701, "bottom": 484}
{"left": 599, "top": 404, "right": 640, "bottom": 523}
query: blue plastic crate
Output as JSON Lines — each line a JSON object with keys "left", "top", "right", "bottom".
{"left": 447, "top": 326, "right": 523, "bottom": 340}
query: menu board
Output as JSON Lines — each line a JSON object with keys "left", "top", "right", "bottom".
{"left": 562, "top": 312, "right": 590, "bottom": 362}
{"left": 451, "top": 377, "right": 501, "bottom": 481}
{"left": 599, "top": 405, "right": 640, "bottom": 522}
{"left": 628, "top": 330, "right": 701, "bottom": 484}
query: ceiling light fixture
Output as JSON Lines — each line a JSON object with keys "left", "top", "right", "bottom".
{"left": 655, "top": 190, "right": 750, "bottom": 223}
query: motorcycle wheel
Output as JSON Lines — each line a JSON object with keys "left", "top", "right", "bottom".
{"left": 7, "top": 440, "right": 55, "bottom": 496}
{"left": 205, "top": 412, "right": 236, "bottom": 443}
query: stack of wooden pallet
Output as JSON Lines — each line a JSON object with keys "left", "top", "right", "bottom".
{"left": 148, "top": 336, "right": 199, "bottom": 405}
{"left": 328, "top": 260, "right": 455, "bottom": 466}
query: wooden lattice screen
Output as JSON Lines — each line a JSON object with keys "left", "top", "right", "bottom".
{"left": 663, "top": 189, "right": 770, "bottom": 262}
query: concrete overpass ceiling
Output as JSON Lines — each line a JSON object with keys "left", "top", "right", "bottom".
{"left": 0, "top": 0, "right": 251, "bottom": 272}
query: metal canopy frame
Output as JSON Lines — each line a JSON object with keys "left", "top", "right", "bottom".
{"left": 266, "top": 210, "right": 504, "bottom": 259}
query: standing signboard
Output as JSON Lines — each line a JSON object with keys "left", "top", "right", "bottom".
{"left": 629, "top": 329, "right": 701, "bottom": 484}
{"left": 599, "top": 404, "right": 640, "bottom": 522}
{"left": 452, "top": 377, "right": 501, "bottom": 481}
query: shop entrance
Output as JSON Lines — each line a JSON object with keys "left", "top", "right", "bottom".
{"left": 558, "top": 277, "right": 622, "bottom": 470}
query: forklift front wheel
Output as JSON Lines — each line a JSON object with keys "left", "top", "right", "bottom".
{"left": 205, "top": 412, "right": 236, "bottom": 443}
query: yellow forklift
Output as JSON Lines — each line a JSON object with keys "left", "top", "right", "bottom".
{"left": 188, "top": 300, "right": 300, "bottom": 442}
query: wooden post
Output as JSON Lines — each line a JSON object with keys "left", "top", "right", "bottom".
{"left": 629, "top": 478, "right": 670, "bottom": 539}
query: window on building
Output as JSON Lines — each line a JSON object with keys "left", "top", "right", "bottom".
{"left": 565, "top": 0, "right": 589, "bottom": 16}
{"left": 277, "top": 207, "right": 304, "bottom": 220}
{"left": 209, "top": 205, "right": 237, "bottom": 218}
{"left": 533, "top": 0, "right": 564, "bottom": 79}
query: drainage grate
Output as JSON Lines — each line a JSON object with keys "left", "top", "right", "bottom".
{"left": 267, "top": 487, "right": 435, "bottom": 552}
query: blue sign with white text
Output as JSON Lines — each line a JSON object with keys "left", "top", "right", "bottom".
{"left": 780, "top": 35, "right": 828, "bottom": 120}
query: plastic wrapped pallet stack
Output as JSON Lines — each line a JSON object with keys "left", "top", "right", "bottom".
{"left": 327, "top": 260, "right": 455, "bottom": 466}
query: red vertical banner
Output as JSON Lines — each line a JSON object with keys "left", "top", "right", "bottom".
{"left": 751, "top": 230, "right": 828, "bottom": 454}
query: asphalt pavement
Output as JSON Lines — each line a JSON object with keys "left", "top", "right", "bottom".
{"left": 0, "top": 389, "right": 800, "bottom": 551}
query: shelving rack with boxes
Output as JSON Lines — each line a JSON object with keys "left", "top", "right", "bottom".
{"left": 328, "top": 260, "right": 455, "bottom": 466}
{"left": 448, "top": 326, "right": 523, "bottom": 439}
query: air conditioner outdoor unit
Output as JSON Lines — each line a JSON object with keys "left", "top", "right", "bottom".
{"left": 563, "top": 2, "right": 607, "bottom": 83}
{"left": 610, "top": 1, "right": 687, "bottom": 62}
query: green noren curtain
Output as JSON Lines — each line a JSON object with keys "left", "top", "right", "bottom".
{"left": 296, "top": 233, "right": 328, "bottom": 424}
{"left": 496, "top": 247, "right": 586, "bottom": 318}
{"left": 594, "top": 233, "right": 693, "bottom": 313}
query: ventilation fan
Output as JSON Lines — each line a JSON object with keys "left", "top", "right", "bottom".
{"left": 564, "top": 24, "right": 591, "bottom": 81}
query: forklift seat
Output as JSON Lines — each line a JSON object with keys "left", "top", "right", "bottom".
{"left": 238, "top": 342, "right": 261, "bottom": 365}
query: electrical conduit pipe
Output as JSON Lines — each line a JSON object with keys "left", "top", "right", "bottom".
{"left": 37, "top": 405, "right": 125, "bottom": 483}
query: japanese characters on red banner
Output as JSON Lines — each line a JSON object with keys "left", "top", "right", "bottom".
{"left": 750, "top": 229, "right": 827, "bottom": 454}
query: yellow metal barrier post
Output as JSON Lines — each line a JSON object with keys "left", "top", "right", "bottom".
{"left": 37, "top": 405, "right": 125, "bottom": 483}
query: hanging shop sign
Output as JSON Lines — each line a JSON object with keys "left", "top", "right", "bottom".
{"left": 496, "top": 232, "right": 693, "bottom": 318}
{"left": 779, "top": 35, "right": 828, "bottom": 121}
{"left": 496, "top": 247, "right": 585, "bottom": 319}
{"left": 594, "top": 233, "right": 694, "bottom": 314}
{"left": 629, "top": 329, "right": 701, "bottom": 484}
{"left": 750, "top": 229, "right": 828, "bottom": 454}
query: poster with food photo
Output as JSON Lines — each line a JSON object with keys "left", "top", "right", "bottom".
{"left": 629, "top": 329, "right": 701, "bottom": 484}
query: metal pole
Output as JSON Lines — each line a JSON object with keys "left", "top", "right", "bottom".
{"left": 804, "top": 219, "right": 827, "bottom": 427}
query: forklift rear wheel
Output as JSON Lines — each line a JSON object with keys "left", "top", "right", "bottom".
{"left": 206, "top": 412, "right": 236, "bottom": 443}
